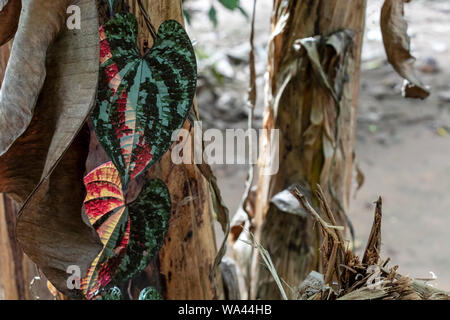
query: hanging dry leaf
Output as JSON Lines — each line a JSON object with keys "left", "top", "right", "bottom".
{"left": 0, "top": 0, "right": 99, "bottom": 202}
{"left": 354, "top": 160, "right": 365, "bottom": 198}
{"left": 0, "top": 0, "right": 102, "bottom": 297}
{"left": 381, "top": 0, "right": 430, "bottom": 99}
{"left": 16, "top": 128, "right": 102, "bottom": 298}
{"left": 0, "top": 0, "right": 74, "bottom": 156}
{"left": 0, "top": 0, "right": 21, "bottom": 46}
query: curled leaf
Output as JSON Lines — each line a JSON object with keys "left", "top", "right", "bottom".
{"left": 81, "top": 162, "right": 171, "bottom": 298}
{"left": 81, "top": 162, "right": 130, "bottom": 299}
{"left": 0, "top": 0, "right": 21, "bottom": 45}
{"left": 0, "top": 0, "right": 99, "bottom": 202}
{"left": 0, "top": 0, "right": 74, "bottom": 155}
{"left": 16, "top": 128, "right": 102, "bottom": 298}
{"left": 2, "top": 0, "right": 102, "bottom": 297}
{"left": 381, "top": 0, "right": 430, "bottom": 99}
{"left": 293, "top": 29, "right": 354, "bottom": 105}
{"left": 92, "top": 13, "right": 197, "bottom": 187}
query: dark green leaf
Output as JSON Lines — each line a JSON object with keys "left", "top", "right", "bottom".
{"left": 114, "top": 179, "right": 171, "bottom": 282}
{"left": 238, "top": 6, "right": 249, "bottom": 19}
{"left": 139, "top": 287, "right": 162, "bottom": 300}
{"left": 208, "top": 6, "right": 218, "bottom": 27}
{"left": 183, "top": 9, "right": 191, "bottom": 25}
{"left": 100, "top": 286, "right": 123, "bottom": 300}
{"left": 218, "top": 0, "right": 240, "bottom": 10}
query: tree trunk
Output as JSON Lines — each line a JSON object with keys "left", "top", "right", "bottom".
{"left": 0, "top": 194, "right": 34, "bottom": 299}
{"left": 1, "top": 1, "right": 222, "bottom": 300}
{"left": 251, "top": 0, "right": 366, "bottom": 299}
{"left": 0, "top": 40, "right": 53, "bottom": 301}
{"left": 90, "top": 0, "right": 224, "bottom": 300}
{"left": 0, "top": 41, "right": 30, "bottom": 300}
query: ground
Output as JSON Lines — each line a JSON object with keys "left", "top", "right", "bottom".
{"left": 185, "top": 0, "right": 450, "bottom": 290}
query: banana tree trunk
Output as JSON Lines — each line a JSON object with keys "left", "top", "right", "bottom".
{"left": 251, "top": 0, "right": 366, "bottom": 299}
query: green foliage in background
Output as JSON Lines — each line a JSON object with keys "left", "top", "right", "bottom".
{"left": 183, "top": 0, "right": 247, "bottom": 27}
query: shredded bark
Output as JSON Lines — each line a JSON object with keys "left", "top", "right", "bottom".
{"left": 292, "top": 186, "right": 450, "bottom": 300}
{"left": 362, "top": 197, "right": 382, "bottom": 266}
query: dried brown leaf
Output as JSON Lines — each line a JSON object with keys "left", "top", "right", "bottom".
{"left": 362, "top": 197, "right": 382, "bottom": 266}
{"left": 0, "top": 0, "right": 99, "bottom": 202}
{"left": 381, "top": 0, "right": 430, "bottom": 99}
{"left": 0, "top": 0, "right": 101, "bottom": 296}
{"left": 354, "top": 160, "right": 365, "bottom": 198}
{"left": 0, "top": 0, "right": 21, "bottom": 46}
{"left": 16, "top": 128, "right": 101, "bottom": 298}
{"left": 0, "top": 0, "right": 73, "bottom": 156}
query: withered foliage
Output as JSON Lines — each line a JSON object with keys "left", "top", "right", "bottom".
{"left": 0, "top": 0, "right": 101, "bottom": 297}
{"left": 381, "top": 0, "right": 430, "bottom": 99}
{"left": 292, "top": 186, "right": 450, "bottom": 300}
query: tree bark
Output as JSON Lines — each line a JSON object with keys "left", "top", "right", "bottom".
{"left": 0, "top": 40, "right": 53, "bottom": 301}
{"left": 1, "top": 1, "right": 222, "bottom": 300}
{"left": 0, "top": 41, "right": 32, "bottom": 300}
{"left": 133, "top": 1, "right": 223, "bottom": 299}
{"left": 251, "top": 0, "right": 366, "bottom": 299}
{"left": 0, "top": 194, "right": 34, "bottom": 299}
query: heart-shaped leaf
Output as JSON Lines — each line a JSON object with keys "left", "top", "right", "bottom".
{"left": 114, "top": 178, "right": 171, "bottom": 283}
{"left": 92, "top": 12, "right": 197, "bottom": 187}
{"left": 81, "top": 161, "right": 171, "bottom": 299}
{"left": 81, "top": 161, "right": 130, "bottom": 299}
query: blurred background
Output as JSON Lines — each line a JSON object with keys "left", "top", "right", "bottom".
{"left": 184, "top": 0, "right": 450, "bottom": 290}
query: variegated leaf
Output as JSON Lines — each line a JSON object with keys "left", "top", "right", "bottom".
{"left": 114, "top": 178, "right": 171, "bottom": 283}
{"left": 81, "top": 161, "right": 171, "bottom": 299}
{"left": 81, "top": 162, "right": 130, "bottom": 299}
{"left": 92, "top": 13, "right": 197, "bottom": 188}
